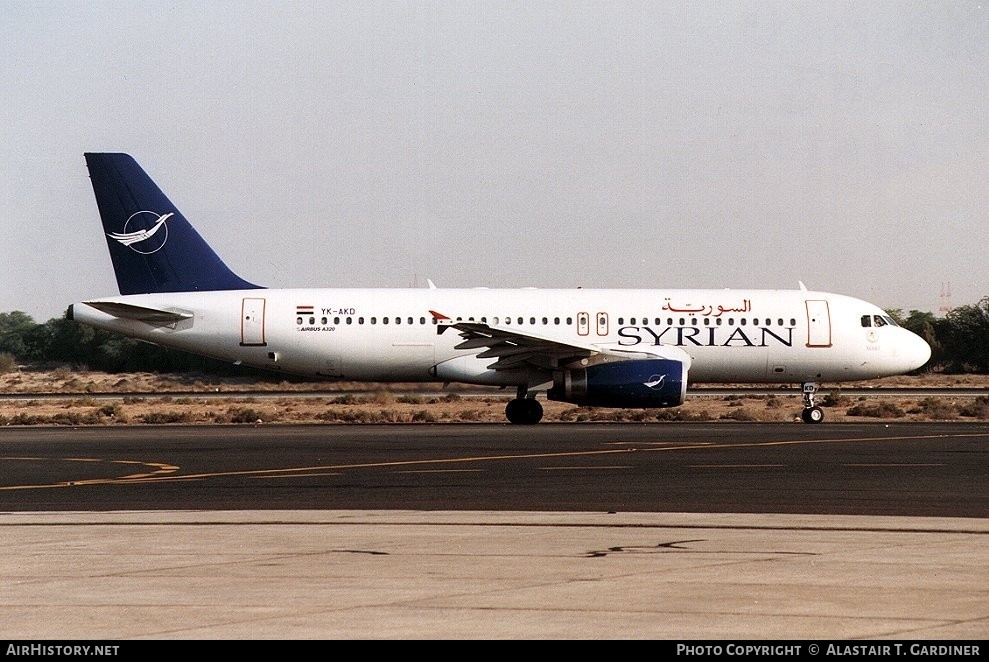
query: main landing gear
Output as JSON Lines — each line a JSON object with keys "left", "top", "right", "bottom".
{"left": 801, "top": 382, "right": 824, "bottom": 423}
{"left": 505, "top": 386, "right": 543, "bottom": 425}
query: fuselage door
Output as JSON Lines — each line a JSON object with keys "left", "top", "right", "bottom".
{"left": 241, "top": 297, "right": 267, "bottom": 346}
{"left": 596, "top": 312, "right": 609, "bottom": 336}
{"left": 805, "top": 299, "right": 832, "bottom": 348}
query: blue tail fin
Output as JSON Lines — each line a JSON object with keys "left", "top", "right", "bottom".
{"left": 84, "top": 153, "right": 262, "bottom": 295}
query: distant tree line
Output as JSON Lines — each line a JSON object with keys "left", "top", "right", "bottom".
{"left": 1, "top": 299, "right": 988, "bottom": 375}
{"left": 0, "top": 310, "right": 265, "bottom": 376}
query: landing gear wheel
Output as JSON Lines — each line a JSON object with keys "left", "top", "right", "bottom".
{"left": 505, "top": 398, "right": 543, "bottom": 425}
{"left": 801, "top": 406, "right": 824, "bottom": 424}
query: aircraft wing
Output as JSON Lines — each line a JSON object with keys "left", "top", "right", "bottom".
{"left": 82, "top": 301, "right": 194, "bottom": 326}
{"left": 429, "top": 310, "right": 670, "bottom": 371}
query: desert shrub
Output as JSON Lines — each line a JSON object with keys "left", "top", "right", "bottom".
{"left": 720, "top": 408, "right": 758, "bottom": 421}
{"left": 371, "top": 391, "right": 395, "bottom": 405}
{"left": 908, "top": 397, "right": 958, "bottom": 420}
{"left": 98, "top": 403, "right": 123, "bottom": 418}
{"left": 958, "top": 396, "right": 989, "bottom": 418}
{"left": 316, "top": 409, "right": 350, "bottom": 422}
{"left": 9, "top": 413, "right": 47, "bottom": 425}
{"left": 330, "top": 394, "right": 361, "bottom": 405}
{"left": 51, "top": 411, "right": 101, "bottom": 425}
{"left": 846, "top": 402, "right": 905, "bottom": 418}
{"left": 457, "top": 409, "right": 484, "bottom": 421}
{"left": 653, "top": 408, "right": 713, "bottom": 422}
{"left": 51, "top": 366, "right": 73, "bottom": 380}
{"left": 397, "top": 394, "right": 424, "bottom": 404}
{"left": 139, "top": 410, "right": 196, "bottom": 424}
{"left": 764, "top": 395, "right": 785, "bottom": 409}
{"left": 821, "top": 389, "right": 851, "bottom": 407}
{"left": 411, "top": 410, "right": 437, "bottom": 422}
{"left": 556, "top": 408, "right": 580, "bottom": 421}
{"left": 227, "top": 406, "right": 268, "bottom": 423}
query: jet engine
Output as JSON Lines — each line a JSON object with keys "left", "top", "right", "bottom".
{"left": 547, "top": 358, "right": 687, "bottom": 408}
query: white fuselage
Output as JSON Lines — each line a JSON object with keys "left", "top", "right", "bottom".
{"left": 71, "top": 287, "right": 932, "bottom": 388}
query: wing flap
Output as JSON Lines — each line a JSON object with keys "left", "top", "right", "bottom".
{"left": 433, "top": 314, "right": 600, "bottom": 373}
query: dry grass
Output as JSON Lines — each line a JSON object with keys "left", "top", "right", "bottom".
{"left": 0, "top": 368, "right": 987, "bottom": 425}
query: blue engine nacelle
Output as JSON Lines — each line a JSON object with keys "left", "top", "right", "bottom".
{"left": 547, "top": 359, "right": 687, "bottom": 408}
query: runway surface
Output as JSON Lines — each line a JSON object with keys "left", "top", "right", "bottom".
{"left": 1, "top": 422, "right": 987, "bottom": 639}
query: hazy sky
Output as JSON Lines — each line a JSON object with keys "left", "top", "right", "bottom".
{"left": 2, "top": 1, "right": 986, "bottom": 322}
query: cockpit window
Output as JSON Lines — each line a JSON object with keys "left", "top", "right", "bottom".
{"left": 863, "top": 314, "right": 900, "bottom": 328}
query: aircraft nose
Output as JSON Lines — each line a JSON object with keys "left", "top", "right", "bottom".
{"left": 904, "top": 331, "right": 932, "bottom": 371}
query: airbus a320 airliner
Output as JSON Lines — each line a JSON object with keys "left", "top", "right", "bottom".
{"left": 67, "top": 153, "right": 931, "bottom": 424}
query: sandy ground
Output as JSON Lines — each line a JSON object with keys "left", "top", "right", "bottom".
{"left": 1, "top": 367, "right": 987, "bottom": 425}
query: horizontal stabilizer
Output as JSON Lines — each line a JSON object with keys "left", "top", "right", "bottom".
{"left": 82, "top": 301, "right": 193, "bottom": 325}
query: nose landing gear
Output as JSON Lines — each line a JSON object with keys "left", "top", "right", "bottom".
{"left": 801, "top": 382, "right": 824, "bottom": 423}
